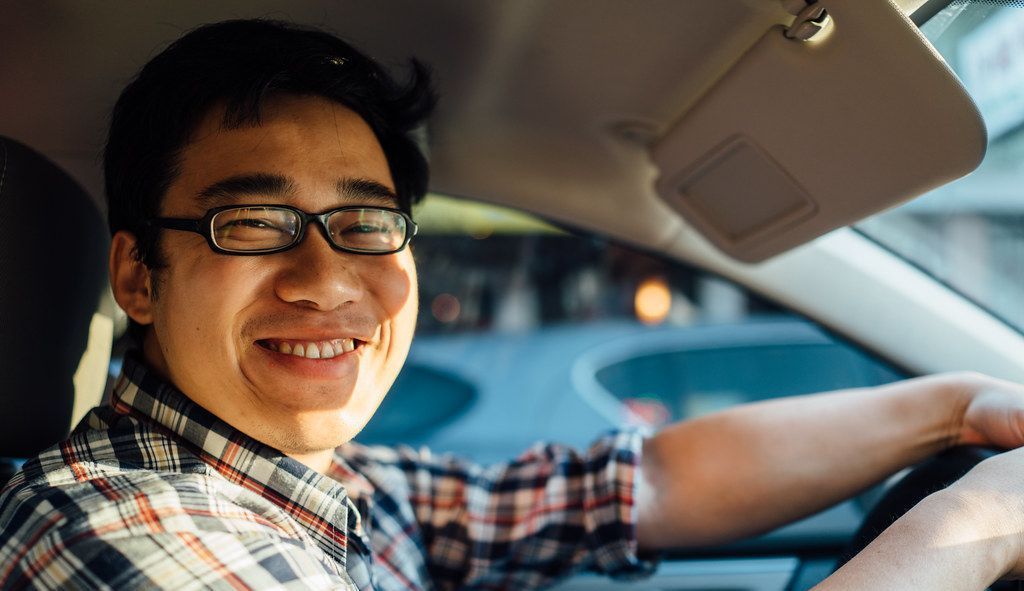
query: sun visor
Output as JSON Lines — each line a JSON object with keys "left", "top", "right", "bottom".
{"left": 651, "top": 0, "right": 986, "bottom": 263}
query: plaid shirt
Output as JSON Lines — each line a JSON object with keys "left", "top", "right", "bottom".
{"left": 0, "top": 354, "right": 653, "bottom": 590}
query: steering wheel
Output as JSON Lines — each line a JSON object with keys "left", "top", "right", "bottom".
{"left": 833, "top": 446, "right": 1020, "bottom": 591}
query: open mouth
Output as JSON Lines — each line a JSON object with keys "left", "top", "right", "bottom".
{"left": 256, "top": 338, "right": 362, "bottom": 359}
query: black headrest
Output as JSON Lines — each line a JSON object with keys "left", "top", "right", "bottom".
{"left": 0, "top": 136, "right": 109, "bottom": 458}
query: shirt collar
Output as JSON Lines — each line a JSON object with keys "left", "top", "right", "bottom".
{"left": 111, "top": 352, "right": 353, "bottom": 569}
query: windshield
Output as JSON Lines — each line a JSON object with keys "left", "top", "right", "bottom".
{"left": 857, "top": 1, "right": 1024, "bottom": 332}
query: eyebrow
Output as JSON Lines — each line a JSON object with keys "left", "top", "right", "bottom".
{"left": 336, "top": 178, "right": 400, "bottom": 207}
{"left": 194, "top": 173, "right": 400, "bottom": 208}
{"left": 196, "top": 173, "right": 295, "bottom": 206}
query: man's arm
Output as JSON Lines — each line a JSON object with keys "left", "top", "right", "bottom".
{"left": 813, "top": 489, "right": 1012, "bottom": 589}
{"left": 817, "top": 447, "right": 1024, "bottom": 589}
{"left": 635, "top": 372, "right": 1024, "bottom": 549}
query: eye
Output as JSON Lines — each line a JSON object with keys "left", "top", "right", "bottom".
{"left": 212, "top": 209, "right": 299, "bottom": 250}
{"left": 224, "top": 218, "right": 280, "bottom": 230}
{"left": 216, "top": 216, "right": 293, "bottom": 235}
{"left": 343, "top": 222, "right": 389, "bottom": 234}
{"left": 326, "top": 209, "right": 406, "bottom": 251}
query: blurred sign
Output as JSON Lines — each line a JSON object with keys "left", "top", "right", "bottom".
{"left": 959, "top": 8, "right": 1024, "bottom": 140}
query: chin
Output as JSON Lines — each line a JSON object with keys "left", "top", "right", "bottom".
{"left": 268, "top": 424, "right": 349, "bottom": 457}
{"left": 293, "top": 407, "right": 373, "bottom": 449}
{"left": 257, "top": 386, "right": 384, "bottom": 453}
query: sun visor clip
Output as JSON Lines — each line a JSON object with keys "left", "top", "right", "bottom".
{"left": 785, "top": 1, "right": 830, "bottom": 41}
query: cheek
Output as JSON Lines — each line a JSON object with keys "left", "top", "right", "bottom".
{"left": 376, "top": 253, "right": 418, "bottom": 338}
{"left": 359, "top": 253, "right": 417, "bottom": 383}
{"left": 154, "top": 257, "right": 265, "bottom": 358}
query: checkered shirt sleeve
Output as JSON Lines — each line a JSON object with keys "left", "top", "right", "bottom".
{"left": 342, "top": 429, "right": 656, "bottom": 590}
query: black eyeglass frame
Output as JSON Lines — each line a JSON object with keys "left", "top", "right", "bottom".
{"left": 146, "top": 204, "right": 418, "bottom": 256}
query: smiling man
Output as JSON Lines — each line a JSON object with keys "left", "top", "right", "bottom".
{"left": 7, "top": 17, "right": 1024, "bottom": 591}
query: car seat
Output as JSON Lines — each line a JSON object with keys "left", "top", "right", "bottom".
{"left": 0, "top": 136, "right": 112, "bottom": 488}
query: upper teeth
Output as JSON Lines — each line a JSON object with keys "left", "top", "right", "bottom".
{"left": 265, "top": 339, "right": 356, "bottom": 359}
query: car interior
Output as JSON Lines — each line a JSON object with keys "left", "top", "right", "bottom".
{"left": 4, "top": 0, "right": 1024, "bottom": 589}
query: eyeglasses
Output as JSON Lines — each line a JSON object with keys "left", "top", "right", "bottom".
{"left": 146, "top": 204, "right": 417, "bottom": 256}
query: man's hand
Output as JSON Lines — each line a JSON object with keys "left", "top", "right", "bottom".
{"left": 957, "top": 373, "right": 1024, "bottom": 449}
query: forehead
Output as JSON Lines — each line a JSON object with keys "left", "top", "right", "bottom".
{"left": 166, "top": 95, "right": 395, "bottom": 210}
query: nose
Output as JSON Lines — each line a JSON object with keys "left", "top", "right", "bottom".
{"left": 273, "top": 226, "right": 365, "bottom": 310}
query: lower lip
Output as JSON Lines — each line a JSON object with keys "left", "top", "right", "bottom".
{"left": 254, "top": 342, "right": 361, "bottom": 380}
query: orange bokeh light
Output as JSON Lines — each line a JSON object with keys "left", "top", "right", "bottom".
{"left": 634, "top": 276, "right": 671, "bottom": 325}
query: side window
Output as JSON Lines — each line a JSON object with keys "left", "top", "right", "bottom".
{"left": 356, "top": 196, "right": 905, "bottom": 459}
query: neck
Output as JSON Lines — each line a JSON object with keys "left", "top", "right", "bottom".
{"left": 289, "top": 449, "right": 335, "bottom": 473}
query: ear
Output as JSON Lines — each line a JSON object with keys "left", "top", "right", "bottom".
{"left": 109, "top": 231, "right": 155, "bottom": 325}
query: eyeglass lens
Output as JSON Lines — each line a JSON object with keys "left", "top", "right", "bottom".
{"left": 210, "top": 206, "right": 407, "bottom": 253}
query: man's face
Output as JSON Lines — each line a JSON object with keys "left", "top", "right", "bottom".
{"left": 131, "top": 95, "right": 417, "bottom": 461}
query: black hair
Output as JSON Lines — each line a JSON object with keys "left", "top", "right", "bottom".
{"left": 104, "top": 18, "right": 437, "bottom": 270}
